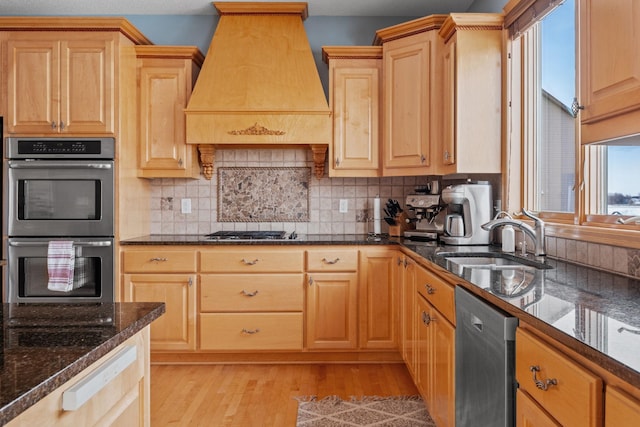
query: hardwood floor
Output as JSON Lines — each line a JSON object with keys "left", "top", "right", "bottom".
{"left": 150, "top": 363, "right": 419, "bottom": 426}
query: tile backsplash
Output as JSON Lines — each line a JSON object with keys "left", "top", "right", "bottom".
{"left": 150, "top": 148, "right": 426, "bottom": 236}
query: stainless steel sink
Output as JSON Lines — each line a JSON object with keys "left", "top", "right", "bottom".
{"left": 444, "top": 256, "right": 538, "bottom": 270}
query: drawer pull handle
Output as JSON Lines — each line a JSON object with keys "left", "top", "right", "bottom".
{"left": 530, "top": 365, "right": 557, "bottom": 391}
{"left": 241, "top": 289, "right": 259, "bottom": 297}
{"left": 421, "top": 311, "right": 431, "bottom": 326}
{"left": 150, "top": 257, "right": 168, "bottom": 262}
{"left": 322, "top": 257, "right": 340, "bottom": 264}
{"left": 241, "top": 258, "right": 259, "bottom": 265}
{"left": 425, "top": 284, "right": 436, "bottom": 294}
{"left": 241, "top": 328, "right": 260, "bottom": 335}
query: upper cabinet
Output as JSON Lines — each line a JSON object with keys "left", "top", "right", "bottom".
{"left": 579, "top": 0, "right": 640, "bottom": 144}
{"left": 0, "top": 18, "right": 151, "bottom": 137}
{"left": 5, "top": 33, "right": 116, "bottom": 135}
{"left": 322, "top": 46, "right": 382, "bottom": 177}
{"left": 135, "top": 46, "right": 204, "bottom": 178}
{"left": 437, "top": 14, "right": 503, "bottom": 174}
{"left": 375, "top": 16, "right": 447, "bottom": 177}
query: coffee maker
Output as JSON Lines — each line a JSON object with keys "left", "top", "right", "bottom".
{"left": 440, "top": 182, "right": 492, "bottom": 245}
{"left": 404, "top": 193, "right": 446, "bottom": 240}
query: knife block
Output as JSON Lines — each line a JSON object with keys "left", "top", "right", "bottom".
{"left": 388, "top": 212, "right": 413, "bottom": 237}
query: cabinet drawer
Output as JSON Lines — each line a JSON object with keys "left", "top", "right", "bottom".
{"left": 515, "top": 328, "right": 602, "bottom": 427}
{"left": 415, "top": 267, "right": 455, "bottom": 324}
{"left": 306, "top": 249, "right": 358, "bottom": 272}
{"left": 200, "top": 249, "right": 303, "bottom": 273}
{"left": 123, "top": 249, "right": 196, "bottom": 273}
{"left": 200, "top": 313, "right": 303, "bottom": 350}
{"left": 200, "top": 274, "right": 304, "bottom": 312}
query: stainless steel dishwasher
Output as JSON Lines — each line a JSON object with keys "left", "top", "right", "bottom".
{"left": 455, "top": 286, "right": 519, "bottom": 427}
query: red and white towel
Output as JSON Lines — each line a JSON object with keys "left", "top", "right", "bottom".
{"left": 47, "top": 241, "right": 76, "bottom": 292}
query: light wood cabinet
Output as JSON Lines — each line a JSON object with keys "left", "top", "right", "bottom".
{"left": 579, "top": 0, "right": 640, "bottom": 144}
{"left": 605, "top": 386, "right": 640, "bottom": 427}
{"left": 415, "top": 264, "right": 455, "bottom": 427}
{"left": 3, "top": 32, "right": 116, "bottom": 135}
{"left": 7, "top": 328, "right": 150, "bottom": 427}
{"left": 322, "top": 46, "right": 382, "bottom": 177}
{"left": 515, "top": 327, "right": 603, "bottom": 427}
{"left": 123, "top": 274, "right": 196, "bottom": 352}
{"left": 199, "top": 247, "right": 304, "bottom": 351}
{"left": 359, "top": 248, "right": 397, "bottom": 349}
{"left": 515, "top": 388, "right": 561, "bottom": 427}
{"left": 437, "top": 14, "right": 503, "bottom": 174}
{"left": 400, "top": 256, "right": 418, "bottom": 375}
{"left": 380, "top": 30, "right": 438, "bottom": 176}
{"left": 122, "top": 248, "right": 197, "bottom": 351}
{"left": 306, "top": 248, "right": 359, "bottom": 349}
{"left": 135, "top": 46, "right": 204, "bottom": 178}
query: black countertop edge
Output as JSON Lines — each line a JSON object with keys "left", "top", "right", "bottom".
{"left": 120, "top": 234, "right": 400, "bottom": 245}
{"left": 0, "top": 302, "right": 165, "bottom": 425}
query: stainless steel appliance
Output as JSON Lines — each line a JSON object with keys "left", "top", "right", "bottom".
{"left": 455, "top": 286, "right": 518, "bottom": 427}
{"left": 3, "top": 137, "right": 115, "bottom": 303}
{"left": 204, "top": 230, "right": 297, "bottom": 241}
{"left": 5, "top": 137, "right": 114, "bottom": 237}
{"left": 404, "top": 194, "right": 445, "bottom": 240}
{"left": 440, "top": 183, "right": 493, "bottom": 245}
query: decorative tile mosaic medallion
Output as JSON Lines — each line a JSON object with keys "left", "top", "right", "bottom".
{"left": 217, "top": 167, "right": 310, "bottom": 222}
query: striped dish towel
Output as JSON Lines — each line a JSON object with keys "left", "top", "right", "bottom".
{"left": 47, "top": 241, "right": 76, "bottom": 292}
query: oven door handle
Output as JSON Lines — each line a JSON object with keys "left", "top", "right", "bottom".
{"left": 8, "top": 240, "right": 113, "bottom": 247}
{"left": 8, "top": 161, "right": 112, "bottom": 169}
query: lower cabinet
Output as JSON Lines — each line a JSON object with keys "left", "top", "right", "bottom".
{"left": 515, "top": 388, "right": 561, "bottom": 427}
{"left": 8, "top": 328, "right": 150, "bottom": 427}
{"left": 415, "top": 265, "right": 455, "bottom": 427}
{"left": 515, "top": 327, "right": 603, "bottom": 427}
{"left": 605, "top": 386, "right": 640, "bottom": 427}
{"left": 123, "top": 273, "right": 197, "bottom": 351}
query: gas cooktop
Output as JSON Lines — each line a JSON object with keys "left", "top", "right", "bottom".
{"left": 204, "top": 230, "right": 296, "bottom": 241}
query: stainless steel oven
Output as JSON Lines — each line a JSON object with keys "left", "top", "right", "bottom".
{"left": 5, "top": 137, "right": 114, "bottom": 237}
{"left": 6, "top": 237, "right": 114, "bottom": 303}
{"left": 3, "top": 137, "right": 115, "bottom": 303}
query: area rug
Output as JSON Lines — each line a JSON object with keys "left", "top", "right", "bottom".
{"left": 295, "top": 395, "right": 436, "bottom": 426}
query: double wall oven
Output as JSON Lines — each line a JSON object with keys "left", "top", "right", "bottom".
{"left": 4, "top": 137, "right": 115, "bottom": 303}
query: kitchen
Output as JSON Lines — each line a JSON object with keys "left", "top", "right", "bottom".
{"left": 1, "top": 0, "right": 640, "bottom": 426}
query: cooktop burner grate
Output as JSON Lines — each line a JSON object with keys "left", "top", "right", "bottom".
{"left": 204, "top": 230, "right": 288, "bottom": 240}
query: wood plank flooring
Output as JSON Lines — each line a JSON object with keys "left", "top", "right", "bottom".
{"left": 150, "top": 363, "right": 419, "bottom": 426}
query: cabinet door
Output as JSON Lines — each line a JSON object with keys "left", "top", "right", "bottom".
{"left": 137, "top": 57, "right": 198, "bottom": 178}
{"left": 401, "top": 258, "right": 417, "bottom": 374}
{"left": 306, "top": 272, "right": 358, "bottom": 349}
{"left": 605, "top": 386, "right": 640, "bottom": 427}
{"left": 330, "top": 61, "right": 380, "bottom": 176}
{"left": 123, "top": 274, "right": 196, "bottom": 351}
{"left": 441, "top": 39, "right": 456, "bottom": 167}
{"left": 359, "top": 249, "right": 396, "bottom": 349}
{"left": 6, "top": 38, "right": 60, "bottom": 134}
{"left": 382, "top": 32, "right": 432, "bottom": 175}
{"left": 580, "top": 0, "right": 640, "bottom": 139}
{"left": 430, "top": 304, "right": 455, "bottom": 427}
{"left": 516, "top": 389, "right": 561, "bottom": 427}
{"left": 61, "top": 36, "right": 115, "bottom": 134}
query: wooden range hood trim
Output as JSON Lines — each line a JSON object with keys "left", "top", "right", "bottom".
{"left": 197, "top": 144, "right": 327, "bottom": 180}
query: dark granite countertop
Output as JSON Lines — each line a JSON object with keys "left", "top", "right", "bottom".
{"left": 122, "top": 234, "right": 640, "bottom": 389}
{"left": 0, "top": 302, "right": 165, "bottom": 425}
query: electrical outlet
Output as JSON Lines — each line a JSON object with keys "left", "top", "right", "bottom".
{"left": 181, "top": 198, "right": 192, "bottom": 214}
{"left": 339, "top": 199, "right": 348, "bottom": 213}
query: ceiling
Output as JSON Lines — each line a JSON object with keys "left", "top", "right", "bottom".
{"left": 1, "top": 0, "right": 477, "bottom": 17}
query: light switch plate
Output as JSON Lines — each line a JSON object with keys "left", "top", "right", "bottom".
{"left": 339, "top": 199, "right": 348, "bottom": 213}
{"left": 181, "top": 198, "right": 192, "bottom": 214}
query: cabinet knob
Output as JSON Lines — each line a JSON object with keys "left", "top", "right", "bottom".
{"left": 60, "top": 121, "right": 65, "bottom": 130}
{"left": 571, "top": 97, "right": 584, "bottom": 117}
{"left": 188, "top": 277, "right": 193, "bottom": 287}
{"left": 241, "top": 289, "right": 259, "bottom": 297}
{"left": 51, "top": 121, "right": 57, "bottom": 130}
{"left": 420, "top": 154, "right": 426, "bottom": 164}
{"left": 425, "top": 284, "right": 436, "bottom": 294}
{"left": 444, "top": 151, "right": 450, "bottom": 161}
{"left": 241, "top": 258, "right": 259, "bottom": 265}
{"left": 530, "top": 365, "right": 557, "bottom": 391}
{"left": 321, "top": 257, "right": 340, "bottom": 265}
{"left": 241, "top": 328, "right": 260, "bottom": 335}
{"left": 335, "top": 158, "right": 341, "bottom": 167}
{"left": 421, "top": 310, "right": 431, "bottom": 326}
{"left": 150, "top": 257, "right": 168, "bottom": 262}
{"left": 178, "top": 158, "right": 184, "bottom": 166}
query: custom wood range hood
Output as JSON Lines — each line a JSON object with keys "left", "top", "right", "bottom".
{"left": 185, "top": 2, "right": 331, "bottom": 179}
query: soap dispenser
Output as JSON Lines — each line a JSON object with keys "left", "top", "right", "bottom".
{"left": 502, "top": 225, "right": 515, "bottom": 253}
